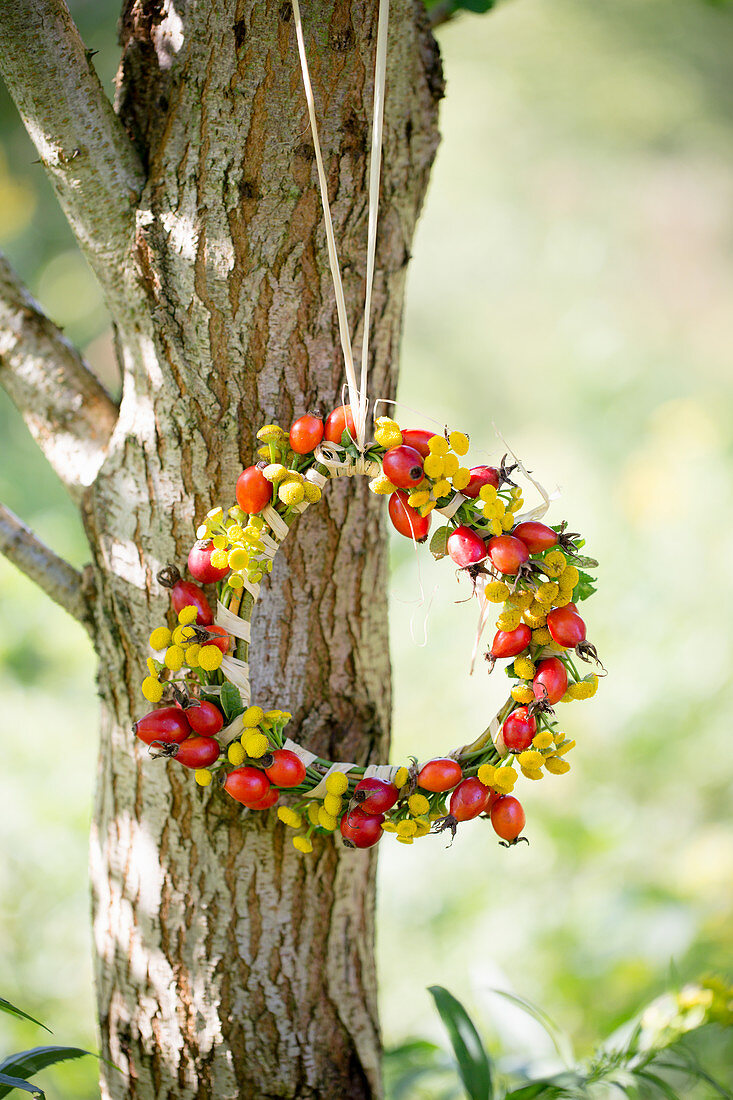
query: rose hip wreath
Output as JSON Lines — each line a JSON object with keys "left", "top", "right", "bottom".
{"left": 136, "top": 406, "right": 603, "bottom": 854}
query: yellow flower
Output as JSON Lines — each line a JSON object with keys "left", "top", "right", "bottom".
{"left": 277, "top": 807, "right": 301, "bottom": 828}
{"left": 507, "top": 496, "right": 524, "bottom": 513}
{"left": 489, "top": 518, "right": 503, "bottom": 537}
{"left": 497, "top": 610, "right": 522, "bottom": 632}
{"left": 517, "top": 750, "right": 544, "bottom": 770}
{"left": 369, "top": 473, "right": 397, "bottom": 495}
{"left": 397, "top": 820, "right": 417, "bottom": 837}
{"left": 198, "top": 645, "right": 223, "bottom": 671}
{"left": 520, "top": 767, "right": 543, "bottom": 781}
{"left": 511, "top": 684, "right": 535, "bottom": 704}
{"left": 306, "top": 801, "right": 321, "bottom": 826}
{"left": 195, "top": 769, "right": 213, "bottom": 786}
{"left": 393, "top": 767, "right": 409, "bottom": 788}
{"left": 408, "top": 793, "right": 430, "bottom": 816}
{"left": 228, "top": 547, "right": 249, "bottom": 570}
{"left": 210, "top": 549, "right": 229, "bottom": 570}
{"left": 326, "top": 771, "right": 349, "bottom": 796}
{"left": 141, "top": 676, "right": 164, "bottom": 703}
{"left": 423, "top": 453, "right": 445, "bottom": 478}
{"left": 482, "top": 500, "right": 504, "bottom": 520}
{"left": 506, "top": 590, "right": 534, "bottom": 612}
{"left": 228, "top": 743, "right": 245, "bottom": 766}
{"left": 514, "top": 656, "right": 536, "bottom": 679}
{"left": 186, "top": 644, "right": 202, "bottom": 667}
{"left": 432, "top": 478, "right": 452, "bottom": 498}
{"left": 532, "top": 730, "right": 554, "bottom": 750}
{"left": 448, "top": 430, "right": 469, "bottom": 456}
{"left": 172, "top": 625, "right": 195, "bottom": 646}
{"left": 554, "top": 591, "right": 574, "bottom": 608}
{"left": 211, "top": 535, "right": 227, "bottom": 551}
{"left": 479, "top": 484, "right": 498, "bottom": 503}
{"left": 442, "top": 454, "right": 459, "bottom": 477}
{"left": 241, "top": 706, "right": 264, "bottom": 727}
{"left": 535, "top": 581, "right": 559, "bottom": 606}
{"left": 419, "top": 501, "right": 436, "bottom": 517}
{"left": 567, "top": 677, "right": 597, "bottom": 700}
{"left": 257, "top": 424, "right": 286, "bottom": 443}
{"left": 382, "top": 821, "right": 398, "bottom": 833}
{"left": 279, "top": 481, "right": 305, "bottom": 506}
{"left": 553, "top": 739, "right": 576, "bottom": 757}
{"left": 413, "top": 818, "right": 431, "bottom": 837}
{"left": 427, "top": 436, "right": 449, "bottom": 457}
{"left": 324, "top": 793, "right": 343, "bottom": 816}
{"left": 484, "top": 581, "right": 510, "bottom": 603}
{"left": 500, "top": 513, "right": 515, "bottom": 531}
{"left": 318, "top": 808, "right": 338, "bottom": 831}
{"left": 374, "top": 426, "right": 402, "bottom": 449}
{"left": 375, "top": 416, "right": 401, "bottom": 435}
{"left": 293, "top": 836, "right": 313, "bottom": 854}
{"left": 243, "top": 733, "right": 269, "bottom": 758}
{"left": 532, "top": 628, "right": 552, "bottom": 647}
{"left": 164, "top": 645, "right": 185, "bottom": 671}
{"left": 543, "top": 550, "right": 567, "bottom": 577}
{"left": 407, "top": 490, "right": 431, "bottom": 508}
{"left": 452, "top": 468, "right": 471, "bottom": 491}
{"left": 396, "top": 836, "right": 414, "bottom": 845}
{"left": 302, "top": 481, "right": 322, "bottom": 504}
{"left": 477, "top": 763, "right": 496, "bottom": 787}
{"left": 146, "top": 657, "right": 159, "bottom": 677}
{"left": 559, "top": 564, "right": 580, "bottom": 591}
{"left": 262, "top": 463, "right": 288, "bottom": 483}
{"left": 523, "top": 606, "right": 547, "bottom": 629}
{"left": 544, "top": 757, "right": 571, "bottom": 775}
{"left": 494, "top": 766, "right": 517, "bottom": 793}
{"left": 149, "top": 626, "right": 172, "bottom": 651}
{"left": 206, "top": 505, "right": 224, "bottom": 525}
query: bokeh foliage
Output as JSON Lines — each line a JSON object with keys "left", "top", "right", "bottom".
{"left": 1, "top": 0, "right": 732, "bottom": 1096}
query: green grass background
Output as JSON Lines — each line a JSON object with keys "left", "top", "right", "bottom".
{"left": 1, "top": 0, "right": 732, "bottom": 1094}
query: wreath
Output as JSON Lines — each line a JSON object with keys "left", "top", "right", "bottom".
{"left": 135, "top": 407, "right": 602, "bottom": 854}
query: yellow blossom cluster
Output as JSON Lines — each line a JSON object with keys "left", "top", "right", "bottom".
{"left": 141, "top": 605, "right": 226, "bottom": 702}
{"left": 196, "top": 506, "right": 275, "bottom": 590}
{"left": 477, "top": 482, "right": 524, "bottom": 537}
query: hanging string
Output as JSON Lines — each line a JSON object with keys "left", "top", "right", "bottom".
{"left": 290, "top": 0, "right": 390, "bottom": 451}
{"left": 359, "top": 0, "right": 390, "bottom": 442}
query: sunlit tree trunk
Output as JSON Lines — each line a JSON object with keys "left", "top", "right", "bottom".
{"left": 0, "top": 0, "right": 442, "bottom": 1096}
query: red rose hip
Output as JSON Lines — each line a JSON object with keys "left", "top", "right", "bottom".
{"left": 501, "top": 706, "right": 537, "bottom": 752}
{"left": 487, "top": 535, "right": 530, "bottom": 575}
{"left": 173, "top": 735, "right": 222, "bottom": 769}
{"left": 324, "top": 404, "right": 356, "bottom": 444}
{"left": 512, "top": 521, "right": 558, "bottom": 554}
{"left": 491, "top": 795, "right": 526, "bottom": 842}
{"left": 186, "top": 700, "right": 224, "bottom": 736}
{"left": 382, "top": 445, "right": 425, "bottom": 488}
{"left": 463, "top": 465, "right": 500, "bottom": 499}
{"left": 532, "top": 657, "right": 568, "bottom": 704}
{"left": 447, "top": 525, "right": 487, "bottom": 567}
{"left": 352, "top": 777, "right": 400, "bottom": 814}
{"left": 134, "top": 707, "right": 191, "bottom": 746}
{"left": 289, "top": 414, "right": 324, "bottom": 454}
{"left": 236, "top": 465, "right": 272, "bottom": 515}
{"left": 388, "top": 491, "right": 431, "bottom": 542}
{"left": 491, "top": 623, "right": 532, "bottom": 659}
{"left": 546, "top": 607, "right": 586, "bottom": 648}
{"left": 187, "top": 541, "right": 229, "bottom": 584}
{"left": 224, "top": 767, "right": 271, "bottom": 805}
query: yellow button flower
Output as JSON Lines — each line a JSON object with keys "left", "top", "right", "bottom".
{"left": 293, "top": 836, "right": 313, "bottom": 854}
{"left": 532, "top": 731, "right": 554, "bottom": 750}
{"left": 243, "top": 732, "right": 269, "bottom": 758}
{"left": 497, "top": 610, "right": 522, "bottom": 632}
{"left": 198, "top": 645, "right": 223, "bottom": 671}
{"left": 427, "top": 436, "right": 449, "bottom": 457}
{"left": 408, "top": 794, "right": 430, "bottom": 816}
{"left": 432, "top": 478, "right": 452, "bottom": 498}
{"left": 448, "top": 430, "right": 469, "bottom": 456}
{"left": 323, "top": 793, "right": 343, "bottom": 816}
{"left": 302, "top": 481, "right": 322, "bottom": 504}
{"left": 452, "top": 468, "right": 471, "bottom": 491}
{"left": 228, "top": 743, "right": 245, "bottom": 766}
{"left": 423, "top": 453, "right": 445, "bottom": 478}
{"left": 164, "top": 645, "right": 185, "bottom": 671}
{"left": 397, "top": 820, "right": 417, "bottom": 837}
{"left": 210, "top": 549, "right": 228, "bottom": 570}
{"left": 478, "top": 484, "right": 497, "bottom": 502}
{"left": 318, "top": 808, "right": 338, "bottom": 831}
{"left": 149, "top": 627, "right": 172, "bottom": 651}
{"left": 514, "top": 656, "right": 536, "bottom": 679}
{"left": 195, "top": 769, "right": 213, "bottom": 786}
{"left": 494, "top": 766, "right": 517, "bottom": 793}
{"left": 511, "top": 684, "right": 534, "bottom": 704}
{"left": 477, "top": 763, "right": 497, "bottom": 787}
{"left": 325, "top": 771, "right": 349, "bottom": 796}
{"left": 369, "top": 473, "right": 397, "bottom": 495}
{"left": 407, "top": 490, "right": 431, "bottom": 508}
{"left": 277, "top": 807, "right": 302, "bottom": 829}
{"left": 228, "top": 547, "right": 249, "bottom": 570}
{"left": 442, "top": 454, "right": 459, "bottom": 477}
{"left": 393, "top": 767, "right": 409, "bottom": 788}
{"left": 241, "top": 706, "right": 264, "bottom": 727}
{"left": 484, "top": 581, "right": 510, "bottom": 603}
{"left": 531, "top": 628, "right": 552, "bottom": 647}
{"left": 141, "top": 676, "right": 164, "bottom": 703}
{"left": 279, "top": 481, "right": 305, "bottom": 506}
{"left": 544, "top": 757, "right": 571, "bottom": 775}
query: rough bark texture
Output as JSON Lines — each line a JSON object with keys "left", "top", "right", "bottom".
{"left": 0, "top": 1, "right": 442, "bottom": 1097}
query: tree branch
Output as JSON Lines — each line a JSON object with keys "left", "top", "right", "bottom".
{"left": 0, "top": 0, "right": 145, "bottom": 312}
{"left": 0, "top": 502, "right": 92, "bottom": 628}
{"left": 0, "top": 251, "right": 118, "bottom": 500}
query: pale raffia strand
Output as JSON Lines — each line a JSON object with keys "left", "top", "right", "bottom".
{"left": 290, "top": 0, "right": 390, "bottom": 449}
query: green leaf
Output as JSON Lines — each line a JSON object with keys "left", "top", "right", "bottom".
{"left": 0, "top": 1075, "right": 43, "bottom": 1098}
{"left": 425, "top": 0, "right": 497, "bottom": 13}
{"left": 572, "top": 570, "right": 597, "bottom": 602}
{"left": 429, "top": 526, "right": 450, "bottom": 560}
{"left": 505, "top": 1071, "right": 586, "bottom": 1099}
{"left": 633, "top": 1069, "right": 682, "bottom": 1099}
{"left": 219, "top": 683, "right": 243, "bottom": 724}
{"left": 0, "top": 1000, "right": 50, "bottom": 1034}
{"left": 490, "top": 990, "right": 575, "bottom": 1067}
{"left": 0, "top": 1048, "right": 92, "bottom": 1099}
{"left": 567, "top": 552, "right": 599, "bottom": 570}
{"left": 428, "top": 986, "right": 494, "bottom": 1100}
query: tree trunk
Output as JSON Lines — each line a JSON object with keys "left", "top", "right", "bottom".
{"left": 23, "top": 2, "right": 443, "bottom": 1097}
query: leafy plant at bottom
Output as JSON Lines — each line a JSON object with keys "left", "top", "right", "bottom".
{"left": 385, "top": 977, "right": 733, "bottom": 1099}
{"left": 0, "top": 996, "right": 95, "bottom": 1098}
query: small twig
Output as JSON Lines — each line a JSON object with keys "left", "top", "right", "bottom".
{"left": 0, "top": 502, "right": 92, "bottom": 629}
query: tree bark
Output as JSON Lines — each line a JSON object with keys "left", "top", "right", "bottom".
{"left": 0, "top": 1, "right": 442, "bottom": 1097}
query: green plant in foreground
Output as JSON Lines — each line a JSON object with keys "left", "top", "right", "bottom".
{"left": 385, "top": 978, "right": 733, "bottom": 1099}
{"left": 0, "top": 996, "right": 94, "bottom": 1097}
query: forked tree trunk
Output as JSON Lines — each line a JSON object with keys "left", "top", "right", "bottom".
{"left": 0, "top": 1, "right": 442, "bottom": 1096}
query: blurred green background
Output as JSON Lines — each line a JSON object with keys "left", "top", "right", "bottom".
{"left": 1, "top": 0, "right": 732, "bottom": 1095}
